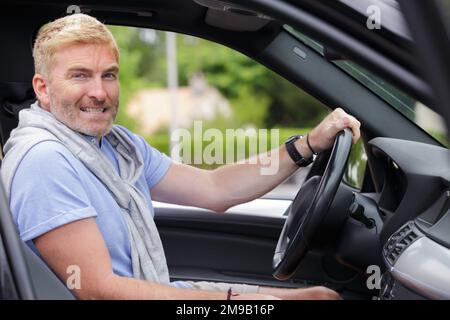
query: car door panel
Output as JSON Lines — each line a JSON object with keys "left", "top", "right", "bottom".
{"left": 156, "top": 206, "right": 370, "bottom": 296}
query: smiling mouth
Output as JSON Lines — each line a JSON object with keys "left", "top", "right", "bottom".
{"left": 80, "top": 107, "right": 106, "bottom": 113}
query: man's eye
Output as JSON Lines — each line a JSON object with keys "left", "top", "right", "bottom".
{"left": 103, "top": 73, "right": 117, "bottom": 80}
{"left": 72, "top": 73, "right": 87, "bottom": 80}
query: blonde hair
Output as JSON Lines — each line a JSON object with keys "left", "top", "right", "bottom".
{"left": 33, "top": 13, "right": 119, "bottom": 77}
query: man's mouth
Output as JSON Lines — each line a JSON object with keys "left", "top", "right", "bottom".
{"left": 80, "top": 107, "right": 106, "bottom": 113}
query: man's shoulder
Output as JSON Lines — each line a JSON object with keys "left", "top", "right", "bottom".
{"left": 24, "top": 139, "right": 73, "bottom": 159}
{"left": 5, "top": 139, "right": 86, "bottom": 200}
{"left": 16, "top": 140, "right": 81, "bottom": 173}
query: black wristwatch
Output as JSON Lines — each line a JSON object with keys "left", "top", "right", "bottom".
{"left": 285, "top": 135, "right": 314, "bottom": 167}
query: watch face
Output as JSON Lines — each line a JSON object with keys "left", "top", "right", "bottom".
{"left": 286, "top": 135, "right": 301, "bottom": 144}
{"left": 286, "top": 136, "right": 294, "bottom": 144}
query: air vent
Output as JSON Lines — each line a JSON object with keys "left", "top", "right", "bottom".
{"left": 384, "top": 221, "right": 421, "bottom": 266}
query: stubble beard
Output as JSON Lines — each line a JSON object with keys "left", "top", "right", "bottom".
{"left": 48, "top": 94, "right": 118, "bottom": 138}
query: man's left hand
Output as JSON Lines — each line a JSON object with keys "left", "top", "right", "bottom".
{"left": 308, "top": 107, "right": 361, "bottom": 153}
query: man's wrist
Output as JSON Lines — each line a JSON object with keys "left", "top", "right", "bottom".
{"left": 294, "top": 136, "right": 313, "bottom": 160}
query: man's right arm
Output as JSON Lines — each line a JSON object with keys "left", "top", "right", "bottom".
{"left": 33, "top": 217, "right": 277, "bottom": 300}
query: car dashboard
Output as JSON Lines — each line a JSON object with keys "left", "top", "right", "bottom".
{"left": 368, "top": 137, "right": 450, "bottom": 299}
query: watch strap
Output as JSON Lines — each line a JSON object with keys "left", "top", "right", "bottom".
{"left": 285, "top": 135, "right": 313, "bottom": 167}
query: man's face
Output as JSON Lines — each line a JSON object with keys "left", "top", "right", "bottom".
{"left": 44, "top": 43, "right": 119, "bottom": 138}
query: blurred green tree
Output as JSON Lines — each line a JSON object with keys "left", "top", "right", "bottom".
{"left": 108, "top": 26, "right": 328, "bottom": 132}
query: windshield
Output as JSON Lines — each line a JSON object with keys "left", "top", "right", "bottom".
{"left": 285, "top": 25, "right": 449, "bottom": 147}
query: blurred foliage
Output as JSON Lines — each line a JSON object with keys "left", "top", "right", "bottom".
{"left": 107, "top": 25, "right": 332, "bottom": 172}
{"left": 147, "top": 127, "right": 312, "bottom": 170}
{"left": 430, "top": 130, "right": 450, "bottom": 148}
{"left": 108, "top": 26, "right": 146, "bottom": 132}
{"left": 343, "top": 139, "right": 367, "bottom": 189}
{"left": 108, "top": 26, "right": 328, "bottom": 134}
{"left": 177, "top": 35, "right": 328, "bottom": 128}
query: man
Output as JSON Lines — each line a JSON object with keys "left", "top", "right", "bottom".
{"left": 1, "top": 14, "right": 360, "bottom": 300}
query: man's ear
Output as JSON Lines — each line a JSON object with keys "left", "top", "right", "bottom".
{"left": 32, "top": 74, "right": 51, "bottom": 110}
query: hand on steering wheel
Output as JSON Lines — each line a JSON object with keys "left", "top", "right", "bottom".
{"left": 273, "top": 128, "right": 353, "bottom": 280}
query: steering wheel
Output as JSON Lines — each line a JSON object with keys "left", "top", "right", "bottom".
{"left": 273, "top": 128, "right": 353, "bottom": 280}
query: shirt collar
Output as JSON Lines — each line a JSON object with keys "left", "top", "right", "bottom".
{"left": 80, "top": 133, "right": 103, "bottom": 148}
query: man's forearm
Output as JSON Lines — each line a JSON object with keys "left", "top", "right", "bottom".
{"left": 82, "top": 274, "right": 228, "bottom": 300}
{"left": 209, "top": 137, "right": 313, "bottom": 212}
{"left": 81, "top": 274, "right": 283, "bottom": 300}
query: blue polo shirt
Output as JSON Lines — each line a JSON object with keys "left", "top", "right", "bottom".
{"left": 8, "top": 126, "right": 190, "bottom": 288}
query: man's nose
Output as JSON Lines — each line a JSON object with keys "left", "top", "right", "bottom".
{"left": 88, "top": 76, "right": 107, "bottom": 102}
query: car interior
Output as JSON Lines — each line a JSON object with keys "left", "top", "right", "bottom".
{"left": 0, "top": 0, "right": 449, "bottom": 300}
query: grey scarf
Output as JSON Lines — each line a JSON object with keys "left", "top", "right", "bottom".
{"left": 1, "top": 101, "right": 170, "bottom": 284}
